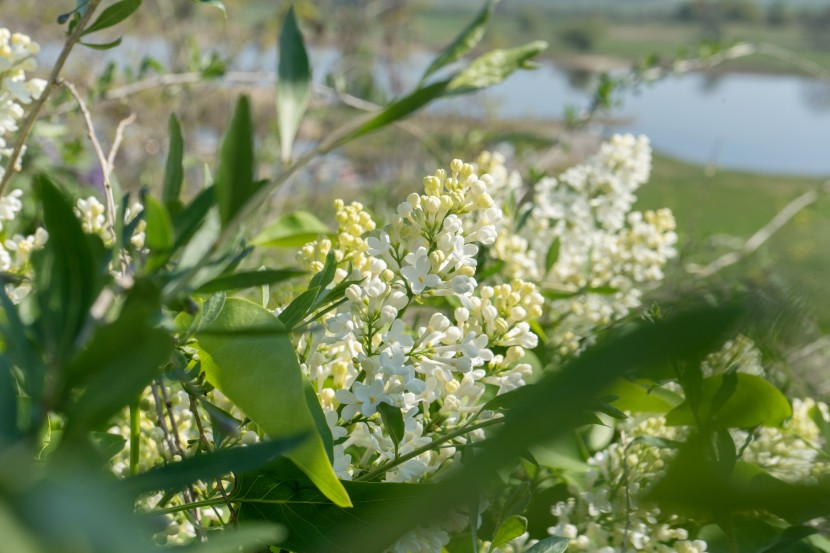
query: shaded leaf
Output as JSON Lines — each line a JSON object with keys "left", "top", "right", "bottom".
{"left": 215, "top": 96, "right": 257, "bottom": 226}
{"left": 122, "top": 434, "right": 306, "bottom": 496}
{"left": 525, "top": 536, "right": 569, "bottom": 553}
{"left": 378, "top": 402, "right": 405, "bottom": 448}
{"left": 80, "top": 37, "right": 123, "bottom": 50}
{"left": 163, "top": 114, "right": 184, "bottom": 205}
{"left": 491, "top": 515, "right": 527, "bottom": 550}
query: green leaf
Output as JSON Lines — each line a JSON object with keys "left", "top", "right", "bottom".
{"left": 194, "top": 298, "right": 351, "bottom": 507}
{"left": 335, "top": 79, "right": 451, "bottom": 148}
{"left": 63, "top": 282, "right": 171, "bottom": 435}
{"left": 544, "top": 237, "right": 560, "bottom": 272}
{"left": 80, "top": 37, "right": 123, "bottom": 50}
{"left": 491, "top": 515, "right": 527, "bottom": 550}
{"left": 420, "top": 0, "right": 499, "bottom": 83}
{"left": 143, "top": 195, "right": 174, "bottom": 253}
{"left": 195, "top": 269, "right": 304, "bottom": 295}
{"left": 171, "top": 186, "right": 215, "bottom": 254}
{"left": 304, "top": 376, "right": 333, "bottom": 463}
{"left": 32, "top": 174, "right": 107, "bottom": 365}
{"left": 447, "top": 41, "right": 548, "bottom": 94}
{"left": 524, "top": 536, "right": 569, "bottom": 553}
{"left": 253, "top": 211, "right": 330, "bottom": 248}
{"left": 278, "top": 286, "right": 320, "bottom": 330}
{"left": 308, "top": 251, "right": 337, "bottom": 296}
{"left": 192, "top": 0, "right": 226, "bottom": 17}
{"left": 277, "top": 5, "right": 311, "bottom": 164}
{"left": 82, "top": 0, "right": 142, "bottom": 36}
{"left": 0, "top": 358, "right": 20, "bottom": 445}
{"left": 666, "top": 373, "right": 792, "bottom": 429}
{"left": 163, "top": 114, "right": 185, "bottom": 205}
{"left": 178, "top": 525, "right": 285, "bottom": 553}
{"left": 215, "top": 96, "right": 257, "bottom": 227}
{"left": 91, "top": 431, "right": 127, "bottom": 461}
{"left": 377, "top": 402, "right": 405, "bottom": 449}
{"left": 234, "top": 459, "right": 425, "bottom": 552}
{"left": 604, "top": 378, "right": 682, "bottom": 413}
{"left": 122, "top": 435, "right": 306, "bottom": 496}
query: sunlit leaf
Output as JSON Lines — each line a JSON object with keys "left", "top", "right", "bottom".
{"left": 82, "top": 0, "right": 142, "bottom": 36}
{"left": 215, "top": 96, "right": 257, "bottom": 227}
{"left": 447, "top": 41, "right": 548, "bottom": 94}
{"left": 277, "top": 6, "right": 311, "bottom": 164}
{"left": 194, "top": 298, "right": 351, "bottom": 507}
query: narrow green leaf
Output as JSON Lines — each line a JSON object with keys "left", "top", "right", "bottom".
{"left": 277, "top": 5, "right": 311, "bottom": 164}
{"left": 278, "top": 287, "right": 320, "bottom": 330}
{"left": 194, "top": 298, "right": 351, "bottom": 507}
{"left": 91, "top": 431, "right": 127, "bottom": 461}
{"left": 604, "top": 378, "right": 682, "bottom": 413}
{"left": 80, "top": 37, "right": 123, "bottom": 50}
{"left": 420, "top": 0, "right": 499, "bottom": 82}
{"left": 195, "top": 269, "right": 304, "bottom": 295}
{"left": 544, "top": 237, "right": 560, "bottom": 272}
{"left": 82, "top": 0, "right": 142, "bottom": 36}
{"left": 215, "top": 96, "right": 256, "bottom": 226}
{"left": 171, "top": 186, "right": 215, "bottom": 253}
{"left": 309, "top": 252, "right": 337, "bottom": 295}
{"left": 177, "top": 525, "right": 285, "bottom": 553}
{"left": 377, "top": 402, "right": 405, "bottom": 447}
{"left": 524, "top": 536, "right": 569, "bottom": 553}
{"left": 163, "top": 114, "right": 184, "bottom": 205}
{"left": 334, "top": 79, "right": 451, "bottom": 148}
{"left": 33, "top": 174, "right": 107, "bottom": 365}
{"left": 304, "top": 376, "right": 334, "bottom": 463}
{"left": 447, "top": 41, "right": 548, "bottom": 95}
{"left": 252, "top": 211, "right": 330, "bottom": 248}
{"left": 0, "top": 358, "right": 19, "bottom": 445}
{"left": 122, "top": 434, "right": 306, "bottom": 496}
{"left": 491, "top": 515, "right": 527, "bottom": 550}
{"left": 666, "top": 373, "right": 792, "bottom": 429}
{"left": 143, "top": 195, "right": 174, "bottom": 252}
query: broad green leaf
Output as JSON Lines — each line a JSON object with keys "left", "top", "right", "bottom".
{"left": 335, "top": 79, "right": 451, "bottom": 148}
{"left": 377, "top": 402, "right": 405, "bottom": 448}
{"left": 234, "top": 459, "right": 425, "bottom": 552}
{"left": 195, "top": 269, "right": 304, "bottom": 295}
{"left": 80, "top": 37, "right": 123, "bottom": 50}
{"left": 605, "top": 378, "right": 682, "bottom": 413}
{"left": 194, "top": 298, "right": 351, "bottom": 507}
{"left": 82, "top": 0, "right": 142, "bottom": 36}
{"left": 163, "top": 114, "right": 184, "bottom": 205}
{"left": 525, "top": 536, "right": 569, "bottom": 553}
{"left": 215, "top": 96, "right": 256, "bottom": 226}
{"left": 308, "top": 251, "right": 337, "bottom": 296}
{"left": 122, "top": 435, "right": 306, "bottom": 496}
{"left": 698, "top": 520, "right": 816, "bottom": 553}
{"left": 171, "top": 186, "right": 215, "bottom": 254}
{"left": 528, "top": 433, "right": 590, "bottom": 474}
{"left": 32, "top": 174, "right": 107, "bottom": 366}
{"left": 63, "top": 282, "right": 171, "bottom": 435}
{"left": 420, "top": 0, "right": 499, "bottom": 82}
{"left": 447, "top": 41, "right": 548, "bottom": 94}
{"left": 252, "top": 211, "right": 330, "bottom": 248}
{"left": 544, "top": 237, "right": 560, "bottom": 272}
{"left": 666, "top": 373, "right": 791, "bottom": 429}
{"left": 277, "top": 6, "right": 311, "bottom": 164}
{"left": 491, "top": 515, "right": 527, "bottom": 550}
{"left": 0, "top": 502, "right": 43, "bottom": 553}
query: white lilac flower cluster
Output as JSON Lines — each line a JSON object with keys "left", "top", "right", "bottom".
{"left": 0, "top": 29, "right": 46, "bottom": 182}
{"left": 75, "top": 195, "right": 146, "bottom": 250}
{"left": 0, "top": 188, "right": 48, "bottom": 301}
{"left": 479, "top": 135, "right": 678, "bottom": 356}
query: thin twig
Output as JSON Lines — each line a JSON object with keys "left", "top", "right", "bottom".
{"left": 0, "top": 0, "right": 104, "bottom": 195}
{"left": 687, "top": 188, "right": 822, "bottom": 278}
{"left": 61, "top": 80, "right": 116, "bottom": 235}
{"left": 189, "top": 395, "right": 235, "bottom": 520}
{"left": 107, "top": 112, "right": 137, "bottom": 176}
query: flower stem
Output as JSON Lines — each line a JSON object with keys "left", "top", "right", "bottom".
{"left": 129, "top": 397, "right": 140, "bottom": 476}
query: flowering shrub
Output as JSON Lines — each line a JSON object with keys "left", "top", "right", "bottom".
{"left": 1, "top": 4, "right": 829, "bottom": 553}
